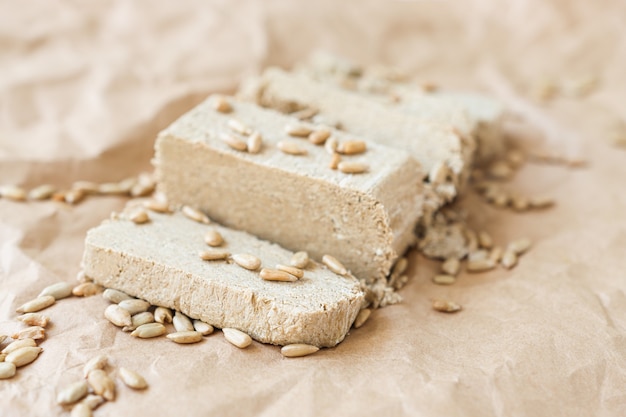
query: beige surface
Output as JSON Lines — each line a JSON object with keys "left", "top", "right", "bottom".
{"left": 1, "top": 1, "right": 626, "bottom": 416}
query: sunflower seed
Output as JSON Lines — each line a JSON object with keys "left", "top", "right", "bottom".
{"left": 353, "top": 308, "right": 371, "bottom": 329}
{"left": 0, "top": 362, "right": 16, "bottom": 379}
{"left": 118, "top": 299, "right": 150, "bottom": 315}
{"left": 511, "top": 196, "right": 529, "bottom": 212}
{"left": 441, "top": 258, "right": 460, "bottom": 276}
{"left": 182, "top": 205, "right": 210, "bottom": 224}
{"left": 154, "top": 307, "right": 173, "bottom": 324}
{"left": 2, "top": 338, "right": 36, "bottom": 354}
{"left": 193, "top": 320, "right": 214, "bottom": 336}
{"left": 280, "top": 344, "right": 319, "bottom": 358}
{"left": 232, "top": 254, "right": 261, "bottom": 270}
{"left": 468, "top": 250, "right": 489, "bottom": 262}
{"left": 329, "top": 153, "right": 341, "bottom": 169}
{"left": 87, "top": 369, "right": 115, "bottom": 401}
{"left": 199, "top": 249, "right": 230, "bottom": 261}
{"left": 322, "top": 254, "right": 347, "bottom": 275}
{"left": 28, "top": 184, "right": 57, "bottom": 200}
{"left": 123, "top": 312, "right": 154, "bottom": 332}
{"left": 39, "top": 282, "right": 73, "bottom": 300}
{"left": 12, "top": 326, "right": 45, "bottom": 341}
{"left": 118, "top": 367, "right": 148, "bottom": 390}
{"left": 529, "top": 196, "right": 555, "bottom": 209}
{"left": 489, "top": 246, "right": 504, "bottom": 263}
{"left": 103, "top": 288, "right": 133, "bottom": 304}
{"left": 338, "top": 161, "right": 368, "bottom": 174}
{"left": 173, "top": 311, "right": 194, "bottom": 332}
{"left": 466, "top": 258, "right": 496, "bottom": 272}
{"left": 81, "top": 395, "right": 105, "bottom": 410}
{"left": 104, "top": 304, "right": 132, "bottom": 327}
{"left": 394, "top": 274, "right": 409, "bottom": 290}
{"left": 432, "top": 299, "right": 462, "bottom": 313}
{"left": 220, "top": 133, "right": 247, "bottom": 152}
{"left": 16, "top": 295, "right": 55, "bottom": 313}
{"left": 507, "top": 238, "right": 532, "bottom": 255}
{"left": 72, "top": 282, "right": 103, "bottom": 297}
{"left": 5, "top": 346, "right": 43, "bottom": 367}
{"left": 204, "top": 230, "right": 224, "bottom": 247}
{"left": 166, "top": 331, "right": 203, "bottom": 344}
{"left": 76, "top": 270, "right": 91, "bottom": 283}
{"left": 291, "top": 107, "right": 318, "bottom": 120}
{"left": 501, "top": 250, "right": 518, "bottom": 269}
{"left": 0, "top": 185, "right": 27, "bottom": 201}
{"left": 478, "top": 231, "right": 493, "bottom": 249}
{"left": 284, "top": 124, "right": 313, "bottom": 137}
{"left": 129, "top": 208, "right": 150, "bottom": 224}
{"left": 222, "top": 328, "right": 252, "bottom": 349}
{"left": 143, "top": 199, "right": 170, "bottom": 213}
{"left": 64, "top": 189, "right": 85, "bottom": 205}
{"left": 337, "top": 140, "right": 366, "bottom": 155}
{"left": 131, "top": 323, "right": 166, "bottom": 339}
{"left": 212, "top": 95, "right": 232, "bottom": 113}
{"left": 432, "top": 274, "right": 457, "bottom": 285}
{"left": 247, "top": 131, "right": 263, "bottom": 154}
{"left": 71, "top": 402, "right": 92, "bottom": 417}
{"left": 308, "top": 129, "right": 331, "bottom": 145}
{"left": 290, "top": 251, "right": 309, "bottom": 269}
{"left": 227, "top": 119, "right": 252, "bottom": 136}
{"left": 118, "top": 177, "right": 137, "bottom": 193}
{"left": 83, "top": 355, "right": 108, "bottom": 378}
{"left": 275, "top": 264, "right": 304, "bottom": 279}
{"left": 325, "top": 137, "right": 338, "bottom": 155}
{"left": 277, "top": 140, "right": 307, "bottom": 156}
{"left": 57, "top": 380, "right": 89, "bottom": 405}
{"left": 97, "top": 182, "right": 124, "bottom": 195}
{"left": 259, "top": 268, "right": 298, "bottom": 282}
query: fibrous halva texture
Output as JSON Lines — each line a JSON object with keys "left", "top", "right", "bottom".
{"left": 154, "top": 96, "right": 424, "bottom": 284}
{"left": 237, "top": 67, "right": 475, "bottom": 203}
{"left": 82, "top": 211, "right": 364, "bottom": 347}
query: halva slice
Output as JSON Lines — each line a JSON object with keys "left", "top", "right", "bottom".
{"left": 153, "top": 96, "right": 424, "bottom": 284}
{"left": 82, "top": 211, "right": 365, "bottom": 347}
{"left": 238, "top": 67, "right": 475, "bottom": 202}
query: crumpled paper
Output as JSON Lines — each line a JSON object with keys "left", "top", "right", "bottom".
{"left": 2, "top": 0, "right": 626, "bottom": 416}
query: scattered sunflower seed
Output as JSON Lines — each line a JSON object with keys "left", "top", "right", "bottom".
{"left": 167, "top": 331, "right": 203, "bottom": 344}
{"left": 87, "top": 369, "right": 115, "bottom": 401}
{"left": 501, "top": 251, "right": 518, "bottom": 269}
{"left": 39, "top": 282, "right": 73, "bottom": 300}
{"left": 277, "top": 140, "right": 307, "bottom": 156}
{"left": 129, "top": 208, "right": 150, "bottom": 224}
{"left": 143, "top": 199, "right": 170, "bottom": 213}
{"left": 16, "top": 295, "right": 55, "bottom": 313}
{"left": 123, "top": 311, "right": 155, "bottom": 332}
{"left": 290, "top": 251, "right": 309, "bottom": 269}
{"left": 353, "top": 308, "right": 371, "bottom": 329}
{"left": 182, "top": 205, "right": 210, "bottom": 224}
{"left": 72, "top": 282, "right": 103, "bottom": 297}
{"left": 64, "top": 189, "right": 85, "bottom": 205}
{"left": 489, "top": 246, "right": 504, "bottom": 263}
{"left": 338, "top": 161, "right": 368, "bottom": 174}
{"left": 103, "top": 288, "right": 133, "bottom": 304}
{"left": 259, "top": 268, "right": 298, "bottom": 282}
{"left": 337, "top": 140, "right": 367, "bottom": 155}
{"left": 57, "top": 380, "right": 89, "bottom": 405}
{"left": 212, "top": 95, "right": 232, "bottom": 113}
{"left": 432, "top": 274, "right": 457, "bottom": 285}
{"left": 441, "top": 258, "right": 460, "bottom": 276}
{"left": 104, "top": 304, "right": 132, "bottom": 327}
{"left": 118, "top": 367, "right": 148, "bottom": 390}
{"left": 466, "top": 258, "right": 496, "bottom": 272}
{"left": 247, "top": 131, "right": 263, "bottom": 154}
{"left": 28, "top": 184, "right": 56, "bottom": 200}
{"left": 478, "top": 231, "right": 493, "bottom": 249}
{"left": 432, "top": 299, "right": 462, "bottom": 313}
{"left": 308, "top": 129, "right": 331, "bottom": 145}
{"left": 83, "top": 355, "right": 108, "bottom": 378}
{"left": 0, "top": 362, "right": 16, "bottom": 379}
{"left": 529, "top": 196, "right": 555, "bottom": 209}
{"left": 2, "top": 338, "right": 36, "bottom": 355}
{"left": 220, "top": 133, "right": 248, "bottom": 152}
{"left": 275, "top": 264, "right": 304, "bottom": 279}
{"left": 322, "top": 254, "right": 347, "bottom": 275}
{"left": 199, "top": 249, "right": 230, "bottom": 261}
{"left": 131, "top": 322, "right": 166, "bottom": 339}
{"left": 154, "top": 307, "right": 173, "bottom": 324}
{"left": 280, "top": 344, "right": 319, "bottom": 358}
{"left": 204, "top": 230, "right": 224, "bottom": 247}
{"left": 324, "top": 137, "right": 338, "bottom": 155}
{"left": 507, "top": 238, "right": 532, "bottom": 255}
{"left": 222, "top": 328, "right": 252, "bottom": 349}
{"left": 173, "top": 311, "right": 194, "bottom": 332}
{"left": 0, "top": 185, "right": 27, "bottom": 201}
{"left": 5, "top": 346, "right": 43, "bottom": 367}
{"left": 81, "top": 395, "right": 105, "bottom": 411}
{"left": 227, "top": 118, "right": 252, "bottom": 136}
{"left": 12, "top": 326, "right": 45, "bottom": 341}
{"left": 193, "top": 320, "right": 214, "bottom": 336}
{"left": 71, "top": 402, "right": 92, "bottom": 417}
{"left": 118, "top": 299, "right": 150, "bottom": 315}
{"left": 284, "top": 124, "right": 313, "bottom": 137}
{"left": 232, "top": 254, "right": 261, "bottom": 271}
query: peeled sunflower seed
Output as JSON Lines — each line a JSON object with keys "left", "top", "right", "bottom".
{"left": 39, "top": 282, "right": 73, "bottom": 300}
{"left": 103, "top": 288, "right": 133, "bottom": 304}
{"left": 17, "top": 313, "right": 50, "bottom": 328}
{"left": 290, "top": 251, "right": 309, "bottom": 269}
{"left": 501, "top": 251, "right": 518, "bottom": 269}
{"left": 118, "top": 299, "right": 150, "bottom": 315}
{"left": 104, "top": 304, "right": 132, "bottom": 327}
{"left": 280, "top": 344, "right": 319, "bottom": 358}
{"left": 232, "top": 254, "right": 261, "bottom": 271}
{"left": 81, "top": 395, "right": 105, "bottom": 411}
{"left": 118, "top": 367, "right": 148, "bottom": 390}
{"left": 57, "top": 380, "right": 89, "bottom": 405}
{"left": 432, "top": 299, "right": 462, "bottom": 313}
{"left": 131, "top": 323, "right": 166, "bottom": 339}
{"left": 173, "top": 311, "right": 194, "bottom": 332}
{"left": 0, "top": 185, "right": 27, "bottom": 201}
{"left": 83, "top": 355, "right": 108, "bottom": 378}
{"left": 5, "top": 346, "right": 43, "bottom": 367}
{"left": 507, "top": 238, "right": 532, "bottom": 255}
{"left": 28, "top": 184, "right": 57, "bottom": 200}
{"left": 71, "top": 402, "right": 92, "bottom": 417}
{"left": 72, "top": 282, "right": 103, "bottom": 297}
{"left": 193, "top": 320, "right": 214, "bottom": 336}
{"left": 322, "top": 255, "right": 347, "bottom": 275}
{"left": 466, "top": 258, "right": 496, "bottom": 273}
{"left": 12, "top": 326, "right": 45, "bottom": 341}
{"left": 166, "top": 331, "right": 203, "bottom": 344}
{"left": 87, "top": 369, "right": 115, "bottom": 401}
{"left": 129, "top": 209, "right": 150, "bottom": 224}
{"left": 0, "top": 362, "right": 16, "bottom": 379}
{"left": 2, "top": 338, "right": 36, "bottom": 355}
{"left": 16, "top": 295, "right": 55, "bottom": 313}
{"left": 154, "top": 307, "right": 173, "bottom": 324}
{"left": 353, "top": 308, "right": 371, "bottom": 329}
{"left": 222, "top": 328, "right": 252, "bottom": 349}
{"left": 441, "top": 258, "right": 460, "bottom": 276}
{"left": 259, "top": 268, "right": 298, "bottom": 282}
{"left": 204, "top": 230, "right": 224, "bottom": 247}
{"left": 182, "top": 205, "right": 210, "bottom": 224}
{"left": 275, "top": 264, "right": 304, "bottom": 279}
{"left": 123, "top": 311, "right": 155, "bottom": 332}
{"left": 432, "top": 274, "right": 456, "bottom": 285}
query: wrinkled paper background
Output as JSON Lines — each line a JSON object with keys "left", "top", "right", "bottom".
{"left": 2, "top": 1, "right": 626, "bottom": 416}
